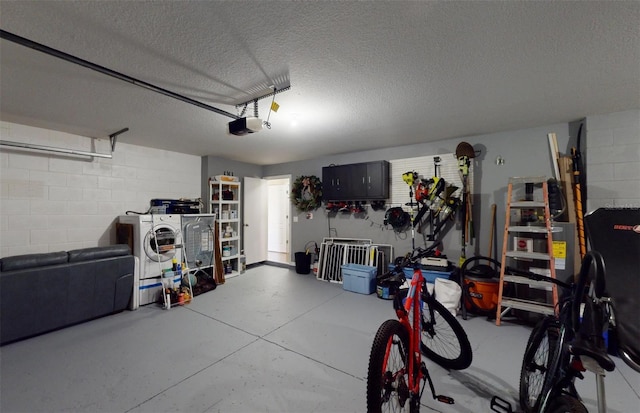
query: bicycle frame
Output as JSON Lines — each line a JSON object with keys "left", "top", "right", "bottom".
{"left": 394, "top": 264, "right": 425, "bottom": 404}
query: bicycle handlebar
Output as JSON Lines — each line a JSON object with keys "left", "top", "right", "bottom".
{"left": 510, "top": 251, "right": 607, "bottom": 340}
{"left": 504, "top": 250, "right": 607, "bottom": 323}
{"left": 404, "top": 241, "right": 442, "bottom": 264}
{"left": 504, "top": 266, "right": 573, "bottom": 290}
{"left": 503, "top": 250, "right": 605, "bottom": 330}
{"left": 377, "top": 241, "right": 442, "bottom": 283}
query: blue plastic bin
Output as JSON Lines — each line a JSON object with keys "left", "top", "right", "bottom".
{"left": 342, "top": 263, "right": 377, "bottom": 294}
{"left": 402, "top": 266, "right": 453, "bottom": 283}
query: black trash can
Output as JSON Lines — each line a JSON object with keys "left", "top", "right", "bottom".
{"left": 294, "top": 252, "right": 312, "bottom": 274}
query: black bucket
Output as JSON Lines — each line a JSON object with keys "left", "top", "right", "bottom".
{"left": 294, "top": 252, "right": 311, "bottom": 274}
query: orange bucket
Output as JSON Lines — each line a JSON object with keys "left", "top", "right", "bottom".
{"left": 463, "top": 276, "right": 499, "bottom": 313}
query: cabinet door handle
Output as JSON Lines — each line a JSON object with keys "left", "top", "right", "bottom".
{"left": 362, "top": 177, "right": 365, "bottom": 184}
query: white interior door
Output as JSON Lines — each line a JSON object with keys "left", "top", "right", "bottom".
{"left": 243, "top": 177, "right": 268, "bottom": 265}
{"left": 267, "top": 180, "right": 289, "bottom": 253}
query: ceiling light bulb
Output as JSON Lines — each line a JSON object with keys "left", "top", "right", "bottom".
{"left": 290, "top": 113, "right": 300, "bottom": 128}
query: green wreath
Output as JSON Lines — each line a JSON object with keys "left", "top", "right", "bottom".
{"left": 291, "top": 175, "right": 323, "bottom": 212}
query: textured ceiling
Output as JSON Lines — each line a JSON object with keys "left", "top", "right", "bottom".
{"left": 1, "top": 1, "right": 638, "bottom": 165}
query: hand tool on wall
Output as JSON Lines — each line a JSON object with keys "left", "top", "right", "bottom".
{"left": 571, "top": 123, "right": 587, "bottom": 258}
{"left": 413, "top": 177, "right": 445, "bottom": 232}
{"left": 402, "top": 171, "right": 419, "bottom": 249}
{"left": 456, "top": 142, "right": 475, "bottom": 266}
{"left": 432, "top": 157, "right": 442, "bottom": 240}
{"left": 413, "top": 179, "right": 431, "bottom": 228}
{"left": 214, "top": 221, "right": 225, "bottom": 284}
{"left": 488, "top": 203, "right": 497, "bottom": 259}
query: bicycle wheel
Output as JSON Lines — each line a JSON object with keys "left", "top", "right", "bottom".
{"left": 420, "top": 295, "right": 473, "bottom": 370}
{"left": 519, "top": 317, "right": 559, "bottom": 413}
{"left": 367, "top": 319, "right": 412, "bottom": 413}
{"left": 544, "top": 394, "right": 588, "bottom": 413}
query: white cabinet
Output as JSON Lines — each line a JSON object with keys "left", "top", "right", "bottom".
{"left": 208, "top": 178, "right": 241, "bottom": 278}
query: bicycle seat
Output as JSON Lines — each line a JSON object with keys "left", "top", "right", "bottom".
{"left": 569, "top": 338, "right": 616, "bottom": 372}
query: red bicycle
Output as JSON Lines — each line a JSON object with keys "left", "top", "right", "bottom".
{"left": 367, "top": 245, "right": 472, "bottom": 412}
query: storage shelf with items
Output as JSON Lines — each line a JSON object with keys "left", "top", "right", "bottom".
{"left": 208, "top": 176, "right": 242, "bottom": 279}
{"left": 161, "top": 258, "right": 194, "bottom": 310}
{"left": 496, "top": 176, "right": 561, "bottom": 325}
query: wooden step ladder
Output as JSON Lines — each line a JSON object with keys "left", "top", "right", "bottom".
{"left": 496, "top": 177, "right": 560, "bottom": 326}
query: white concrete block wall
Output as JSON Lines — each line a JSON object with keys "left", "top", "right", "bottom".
{"left": 586, "top": 110, "right": 640, "bottom": 211}
{"left": 0, "top": 121, "right": 201, "bottom": 258}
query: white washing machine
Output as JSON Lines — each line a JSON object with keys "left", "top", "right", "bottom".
{"left": 118, "top": 214, "right": 183, "bottom": 306}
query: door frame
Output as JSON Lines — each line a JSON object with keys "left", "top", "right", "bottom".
{"left": 265, "top": 174, "right": 292, "bottom": 264}
{"left": 243, "top": 176, "right": 268, "bottom": 265}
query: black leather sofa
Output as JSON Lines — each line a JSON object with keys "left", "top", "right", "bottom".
{"left": 0, "top": 244, "right": 135, "bottom": 345}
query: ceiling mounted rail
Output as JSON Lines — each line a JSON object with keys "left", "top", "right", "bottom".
{"left": 0, "top": 128, "right": 129, "bottom": 159}
{"left": 0, "top": 29, "right": 239, "bottom": 120}
{"left": 235, "top": 85, "right": 291, "bottom": 110}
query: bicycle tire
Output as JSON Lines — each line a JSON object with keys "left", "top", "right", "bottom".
{"left": 539, "top": 324, "right": 570, "bottom": 413}
{"left": 544, "top": 394, "right": 588, "bottom": 413}
{"left": 366, "top": 319, "right": 411, "bottom": 413}
{"left": 420, "top": 295, "right": 473, "bottom": 370}
{"left": 519, "top": 316, "right": 559, "bottom": 413}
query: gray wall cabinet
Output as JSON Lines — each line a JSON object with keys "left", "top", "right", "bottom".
{"left": 322, "top": 161, "right": 389, "bottom": 201}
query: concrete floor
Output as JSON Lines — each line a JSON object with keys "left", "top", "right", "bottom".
{"left": 1, "top": 265, "right": 638, "bottom": 413}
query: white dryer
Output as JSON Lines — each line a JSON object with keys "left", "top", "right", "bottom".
{"left": 118, "top": 214, "right": 183, "bottom": 306}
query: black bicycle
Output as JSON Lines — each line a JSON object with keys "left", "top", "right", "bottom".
{"left": 492, "top": 251, "right": 638, "bottom": 413}
{"left": 493, "top": 208, "right": 640, "bottom": 413}
{"left": 519, "top": 251, "right": 614, "bottom": 412}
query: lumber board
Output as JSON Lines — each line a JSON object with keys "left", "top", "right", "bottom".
{"left": 559, "top": 156, "right": 582, "bottom": 275}
{"left": 214, "top": 220, "right": 225, "bottom": 285}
